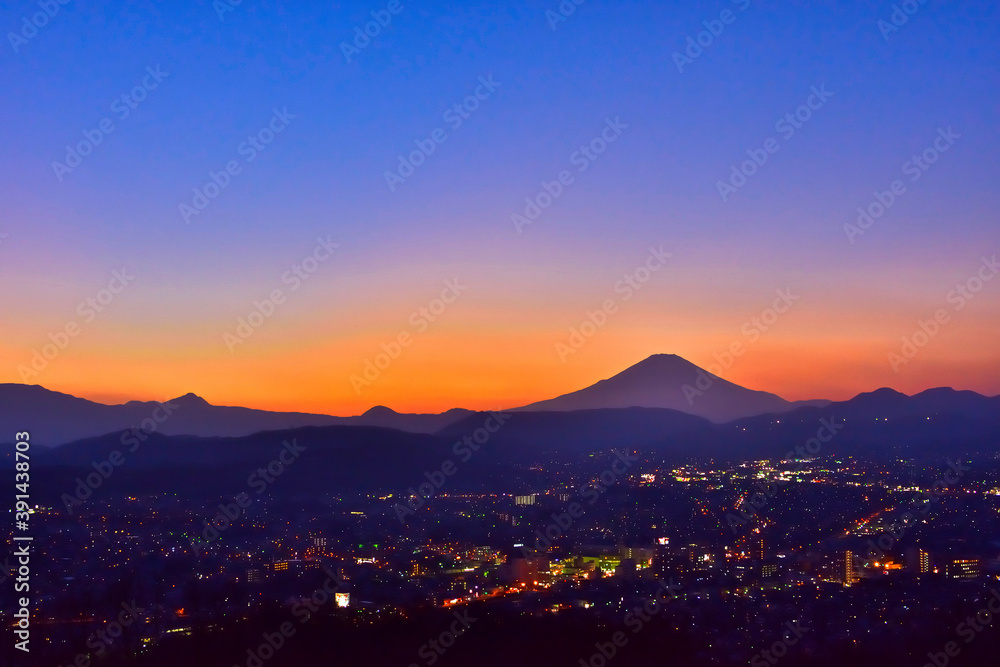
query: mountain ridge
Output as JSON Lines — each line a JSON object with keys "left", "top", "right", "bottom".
{"left": 2, "top": 354, "right": 996, "bottom": 446}
{"left": 514, "top": 354, "right": 830, "bottom": 422}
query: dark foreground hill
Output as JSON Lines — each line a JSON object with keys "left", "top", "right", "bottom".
{"left": 9, "top": 384, "right": 999, "bottom": 502}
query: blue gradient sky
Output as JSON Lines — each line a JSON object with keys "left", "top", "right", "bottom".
{"left": 2, "top": 0, "right": 998, "bottom": 413}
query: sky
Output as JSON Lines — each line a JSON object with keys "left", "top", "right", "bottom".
{"left": 1, "top": 0, "right": 998, "bottom": 414}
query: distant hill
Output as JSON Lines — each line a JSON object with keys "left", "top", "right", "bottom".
{"left": 357, "top": 405, "right": 476, "bottom": 434}
{"left": 28, "top": 424, "right": 464, "bottom": 499}
{"left": 0, "top": 385, "right": 473, "bottom": 446}
{"left": 3, "top": 354, "right": 997, "bottom": 451}
{"left": 20, "top": 386, "right": 1000, "bottom": 500}
{"left": 515, "top": 354, "right": 828, "bottom": 422}
{"left": 436, "top": 406, "right": 713, "bottom": 457}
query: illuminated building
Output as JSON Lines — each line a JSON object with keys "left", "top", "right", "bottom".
{"left": 619, "top": 546, "right": 654, "bottom": 563}
{"left": 945, "top": 558, "right": 980, "bottom": 580}
{"left": 842, "top": 551, "right": 855, "bottom": 586}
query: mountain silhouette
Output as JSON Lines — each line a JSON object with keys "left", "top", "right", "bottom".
{"left": 3, "top": 354, "right": 996, "bottom": 447}
{"left": 515, "top": 354, "right": 828, "bottom": 422}
{"left": 0, "top": 384, "right": 472, "bottom": 446}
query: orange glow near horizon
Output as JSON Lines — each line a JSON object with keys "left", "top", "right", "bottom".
{"left": 4, "top": 325, "right": 998, "bottom": 415}
{"left": 3, "top": 251, "right": 998, "bottom": 414}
